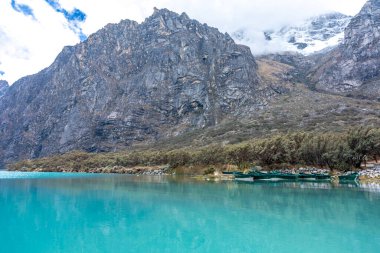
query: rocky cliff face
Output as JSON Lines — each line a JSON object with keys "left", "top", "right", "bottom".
{"left": 310, "top": 0, "right": 380, "bottom": 100}
{"left": 0, "top": 8, "right": 269, "bottom": 164}
{"left": 0, "top": 80, "right": 9, "bottom": 99}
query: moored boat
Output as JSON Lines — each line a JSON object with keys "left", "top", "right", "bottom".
{"left": 249, "top": 171, "right": 299, "bottom": 180}
{"left": 224, "top": 171, "right": 331, "bottom": 181}
{"left": 297, "top": 173, "right": 330, "bottom": 180}
{"left": 298, "top": 173, "right": 318, "bottom": 179}
{"left": 233, "top": 173, "right": 253, "bottom": 179}
{"left": 314, "top": 174, "right": 331, "bottom": 180}
{"left": 250, "top": 172, "right": 273, "bottom": 180}
{"left": 222, "top": 171, "right": 236, "bottom": 175}
{"left": 338, "top": 173, "right": 358, "bottom": 181}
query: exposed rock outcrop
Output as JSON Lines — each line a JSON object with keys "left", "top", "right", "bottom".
{"left": 0, "top": 80, "right": 9, "bottom": 99}
{"left": 310, "top": 0, "right": 380, "bottom": 100}
{"left": 0, "top": 8, "right": 267, "bottom": 164}
{"left": 258, "top": 52, "right": 316, "bottom": 85}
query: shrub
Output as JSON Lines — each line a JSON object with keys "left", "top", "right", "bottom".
{"left": 203, "top": 167, "right": 215, "bottom": 175}
{"left": 8, "top": 127, "right": 380, "bottom": 173}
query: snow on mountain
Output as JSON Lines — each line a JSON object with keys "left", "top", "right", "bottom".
{"left": 233, "top": 12, "right": 352, "bottom": 55}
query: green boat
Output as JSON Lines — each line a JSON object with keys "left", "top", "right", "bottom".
{"left": 271, "top": 173, "right": 299, "bottom": 180}
{"left": 233, "top": 172, "right": 253, "bottom": 179}
{"left": 338, "top": 173, "right": 358, "bottom": 181}
{"left": 298, "top": 173, "right": 318, "bottom": 179}
{"left": 248, "top": 172, "right": 273, "bottom": 180}
{"left": 226, "top": 171, "right": 332, "bottom": 181}
{"left": 248, "top": 172, "right": 298, "bottom": 180}
{"left": 314, "top": 174, "right": 331, "bottom": 180}
{"left": 298, "top": 173, "right": 331, "bottom": 180}
{"left": 222, "top": 171, "right": 236, "bottom": 175}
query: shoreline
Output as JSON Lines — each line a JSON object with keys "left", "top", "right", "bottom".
{"left": 8, "top": 165, "right": 170, "bottom": 176}
{"left": 7, "top": 164, "right": 380, "bottom": 182}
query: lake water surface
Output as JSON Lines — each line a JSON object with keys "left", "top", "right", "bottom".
{"left": 0, "top": 171, "right": 379, "bottom": 253}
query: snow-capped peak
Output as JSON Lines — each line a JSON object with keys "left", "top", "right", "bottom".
{"left": 233, "top": 12, "right": 352, "bottom": 55}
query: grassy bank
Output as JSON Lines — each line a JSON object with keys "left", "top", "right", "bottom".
{"left": 8, "top": 127, "right": 380, "bottom": 174}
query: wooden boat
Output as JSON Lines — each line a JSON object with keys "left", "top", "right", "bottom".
{"left": 249, "top": 172, "right": 298, "bottom": 180}
{"left": 222, "top": 171, "right": 236, "bottom": 175}
{"left": 314, "top": 174, "right": 331, "bottom": 180}
{"left": 224, "top": 171, "right": 331, "bottom": 181}
{"left": 233, "top": 172, "right": 253, "bottom": 179}
{"left": 247, "top": 171, "right": 272, "bottom": 180}
{"left": 298, "top": 173, "right": 318, "bottom": 179}
{"left": 298, "top": 173, "right": 331, "bottom": 180}
{"left": 223, "top": 171, "right": 264, "bottom": 179}
{"left": 270, "top": 173, "right": 299, "bottom": 180}
{"left": 338, "top": 173, "right": 358, "bottom": 181}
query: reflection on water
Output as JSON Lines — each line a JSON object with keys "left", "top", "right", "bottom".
{"left": 358, "top": 182, "right": 380, "bottom": 193}
{"left": 0, "top": 172, "right": 380, "bottom": 253}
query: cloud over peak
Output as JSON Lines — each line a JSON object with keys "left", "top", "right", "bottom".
{"left": 0, "top": 0, "right": 367, "bottom": 84}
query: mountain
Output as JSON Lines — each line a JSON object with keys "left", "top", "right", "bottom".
{"left": 0, "top": 8, "right": 271, "bottom": 164}
{"left": 0, "top": 80, "right": 9, "bottom": 99}
{"left": 309, "top": 0, "right": 380, "bottom": 100}
{"left": 233, "top": 12, "right": 351, "bottom": 55}
{"left": 1, "top": 3, "right": 380, "bottom": 167}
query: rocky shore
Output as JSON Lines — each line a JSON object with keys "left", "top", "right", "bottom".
{"left": 10, "top": 165, "right": 170, "bottom": 175}
{"left": 358, "top": 166, "right": 380, "bottom": 182}
{"left": 261, "top": 166, "right": 380, "bottom": 180}
{"left": 271, "top": 167, "right": 330, "bottom": 175}
{"left": 202, "top": 165, "right": 380, "bottom": 182}
{"left": 8, "top": 163, "right": 380, "bottom": 183}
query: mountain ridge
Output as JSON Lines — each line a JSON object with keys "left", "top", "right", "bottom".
{"left": 0, "top": 80, "right": 8, "bottom": 99}
{"left": 0, "top": 8, "right": 269, "bottom": 165}
{"left": 309, "top": 0, "right": 380, "bottom": 100}
{"left": 1, "top": 2, "right": 380, "bottom": 167}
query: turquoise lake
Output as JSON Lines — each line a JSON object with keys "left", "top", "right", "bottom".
{"left": 0, "top": 171, "right": 380, "bottom": 253}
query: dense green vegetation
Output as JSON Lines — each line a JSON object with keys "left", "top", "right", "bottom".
{"left": 8, "top": 127, "right": 380, "bottom": 173}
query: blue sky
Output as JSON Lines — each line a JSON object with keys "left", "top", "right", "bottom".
{"left": 44, "top": 0, "right": 87, "bottom": 40}
{"left": 0, "top": 0, "right": 367, "bottom": 84}
{"left": 11, "top": 0, "right": 35, "bottom": 19}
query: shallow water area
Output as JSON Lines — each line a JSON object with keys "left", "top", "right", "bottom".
{"left": 1, "top": 171, "right": 380, "bottom": 253}
{"left": 0, "top": 171, "right": 101, "bottom": 179}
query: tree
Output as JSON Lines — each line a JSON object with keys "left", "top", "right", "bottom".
{"left": 345, "top": 127, "right": 377, "bottom": 168}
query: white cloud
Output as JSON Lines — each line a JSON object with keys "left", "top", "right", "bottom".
{"left": 0, "top": 0, "right": 367, "bottom": 84}
{"left": 64, "top": 0, "right": 367, "bottom": 35}
{"left": 0, "top": 0, "right": 79, "bottom": 84}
